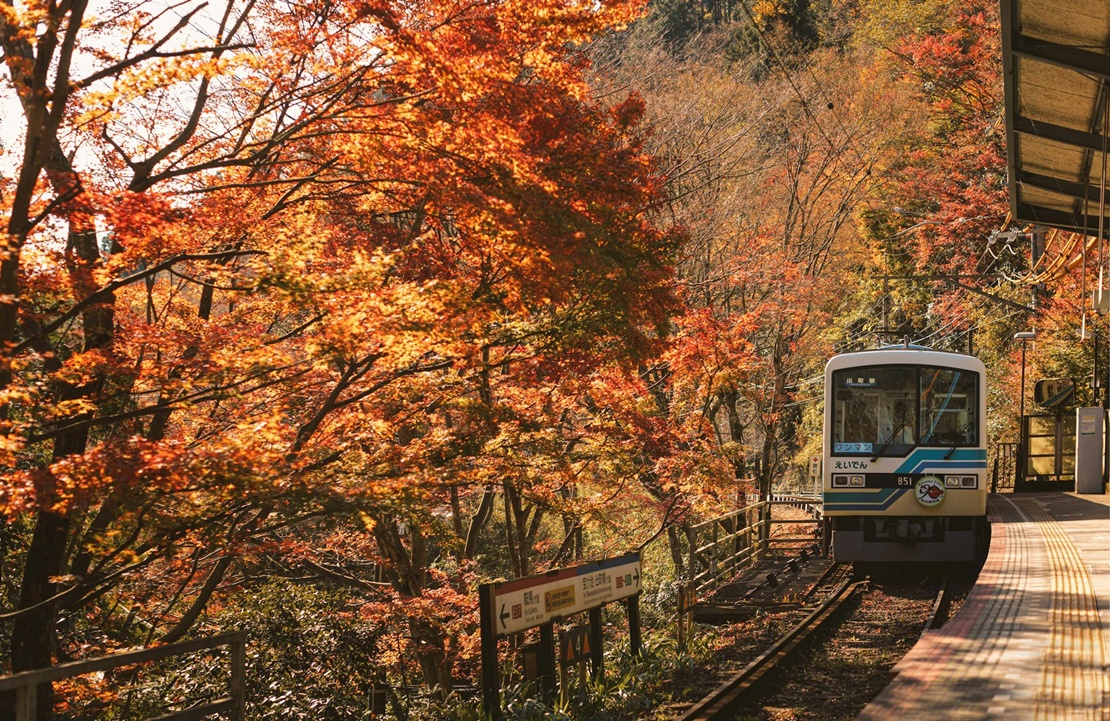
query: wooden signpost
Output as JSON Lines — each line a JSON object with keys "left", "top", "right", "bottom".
{"left": 478, "top": 552, "right": 642, "bottom": 719}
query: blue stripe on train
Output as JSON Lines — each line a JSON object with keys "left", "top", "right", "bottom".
{"left": 895, "top": 448, "right": 987, "bottom": 474}
{"left": 824, "top": 488, "right": 907, "bottom": 511}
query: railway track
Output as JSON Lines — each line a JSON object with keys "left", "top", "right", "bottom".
{"left": 668, "top": 567, "right": 960, "bottom": 721}
{"left": 920, "top": 574, "right": 951, "bottom": 635}
{"left": 676, "top": 566, "right": 865, "bottom": 721}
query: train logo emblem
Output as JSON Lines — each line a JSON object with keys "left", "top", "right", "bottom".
{"left": 914, "top": 475, "right": 945, "bottom": 506}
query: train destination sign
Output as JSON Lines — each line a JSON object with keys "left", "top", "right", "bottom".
{"left": 488, "top": 553, "right": 641, "bottom": 637}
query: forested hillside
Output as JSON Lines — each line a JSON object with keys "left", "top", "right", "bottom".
{"left": 0, "top": 0, "right": 1095, "bottom": 718}
{"left": 596, "top": 0, "right": 1096, "bottom": 497}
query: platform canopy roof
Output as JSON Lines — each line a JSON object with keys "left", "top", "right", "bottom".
{"left": 1002, "top": 0, "right": 1110, "bottom": 236}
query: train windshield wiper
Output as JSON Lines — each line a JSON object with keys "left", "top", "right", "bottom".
{"left": 870, "top": 423, "right": 906, "bottom": 462}
{"left": 918, "top": 433, "right": 961, "bottom": 459}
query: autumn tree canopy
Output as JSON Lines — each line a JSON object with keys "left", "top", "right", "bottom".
{"left": 0, "top": 0, "right": 695, "bottom": 712}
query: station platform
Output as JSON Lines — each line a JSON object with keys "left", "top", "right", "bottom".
{"left": 857, "top": 492, "right": 1109, "bottom": 721}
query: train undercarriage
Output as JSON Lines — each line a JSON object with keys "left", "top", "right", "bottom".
{"left": 830, "top": 515, "right": 989, "bottom": 563}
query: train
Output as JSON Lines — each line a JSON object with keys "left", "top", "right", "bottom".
{"left": 822, "top": 344, "right": 989, "bottom": 563}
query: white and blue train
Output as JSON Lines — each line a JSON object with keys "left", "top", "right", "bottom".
{"left": 822, "top": 345, "right": 989, "bottom": 563}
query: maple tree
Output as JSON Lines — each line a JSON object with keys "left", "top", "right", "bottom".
{"left": 1, "top": 0, "right": 688, "bottom": 712}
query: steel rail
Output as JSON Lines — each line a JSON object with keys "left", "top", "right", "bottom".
{"left": 920, "top": 575, "right": 951, "bottom": 636}
{"left": 796, "top": 558, "right": 849, "bottom": 603}
{"left": 678, "top": 571, "right": 866, "bottom": 721}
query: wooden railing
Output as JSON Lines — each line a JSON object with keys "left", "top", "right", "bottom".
{"left": 765, "top": 494, "right": 825, "bottom": 553}
{"left": 686, "top": 496, "right": 823, "bottom": 595}
{"left": 688, "top": 504, "right": 762, "bottom": 594}
{"left": 0, "top": 631, "right": 246, "bottom": 721}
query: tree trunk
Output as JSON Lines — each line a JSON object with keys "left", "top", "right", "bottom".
{"left": 11, "top": 215, "right": 110, "bottom": 721}
{"left": 374, "top": 520, "right": 453, "bottom": 693}
{"left": 11, "top": 511, "right": 70, "bottom": 716}
{"left": 503, "top": 483, "right": 539, "bottom": 578}
{"left": 462, "top": 485, "right": 496, "bottom": 559}
{"left": 409, "top": 616, "right": 452, "bottom": 696}
{"left": 666, "top": 525, "right": 686, "bottom": 579}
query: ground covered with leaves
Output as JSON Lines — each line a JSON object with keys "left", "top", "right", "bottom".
{"left": 721, "top": 577, "right": 973, "bottom": 721}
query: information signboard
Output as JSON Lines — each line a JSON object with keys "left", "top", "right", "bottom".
{"left": 488, "top": 553, "right": 640, "bottom": 637}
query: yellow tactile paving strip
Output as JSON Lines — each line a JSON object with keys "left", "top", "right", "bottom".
{"left": 1011, "top": 498, "right": 1108, "bottom": 720}
{"left": 856, "top": 492, "right": 1110, "bottom": 721}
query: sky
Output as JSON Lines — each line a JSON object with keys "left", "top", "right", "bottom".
{"left": 1, "top": 77, "right": 22, "bottom": 179}
{"left": 1, "top": 0, "right": 231, "bottom": 186}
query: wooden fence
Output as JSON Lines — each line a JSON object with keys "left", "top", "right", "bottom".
{"left": 686, "top": 495, "right": 823, "bottom": 596}
{"left": 0, "top": 631, "right": 245, "bottom": 721}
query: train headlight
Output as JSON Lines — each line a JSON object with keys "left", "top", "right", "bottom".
{"left": 832, "top": 474, "right": 849, "bottom": 487}
{"left": 945, "top": 475, "right": 961, "bottom": 488}
{"left": 960, "top": 476, "right": 977, "bottom": 488}
{"left": 849, "top": 475, "right": 865, "bottom": 487}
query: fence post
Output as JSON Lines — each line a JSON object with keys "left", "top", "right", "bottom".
{"left": 758, "top": 502, "right": 768, "bottom": 559}
{"left": 229, "top": 632, "right": 246, "bottom": 721}
{"left": 686, "top": 525, "right": 697, "bottom": 589}
{"left": 710, "top": 521, "right": 719, "bottom": 582}
{"left": 686, "top": 583, "right": 695, "bottom": 643}
{"left": 15, "top": 684, "right": 35, "bottom": 721}
{"left": 743, "top": 506, "right": 752, "bottom": 563}
{"left": 676, "top": 582, "right": 687, "bottom": 651}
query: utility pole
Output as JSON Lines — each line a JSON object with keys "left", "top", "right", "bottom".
{"left": 882, "top": 278, "right": 890, "bottom": 335}
{"left": 1014, "top": 331, "right": 1036, "bottom": 489}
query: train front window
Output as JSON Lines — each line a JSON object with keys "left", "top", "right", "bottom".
{"left": 920, "top": 368, "right": 978, "bottom": 446}
{"left": 832, "top": 367, "right": 917, "bottom": 455}
{"left": 831, "top": 364, "right": 979, "bottom": 455}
